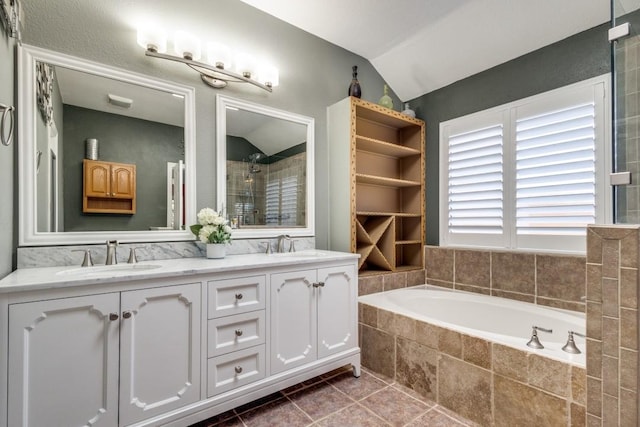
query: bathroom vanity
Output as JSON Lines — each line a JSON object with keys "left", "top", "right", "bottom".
{"left": 0, "top": 250, "right": 360, "bottom": 427}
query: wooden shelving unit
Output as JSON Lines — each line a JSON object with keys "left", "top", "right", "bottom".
{"left": 83, "top": 159, "right": 137, "bottom": 214}
{"left": 328, "top": 96, "right": 425, "bottom": 274}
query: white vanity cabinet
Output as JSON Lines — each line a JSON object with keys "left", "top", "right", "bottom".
{"left": 270, "top": 264, "right": 358, "bottom": 375}
{"left": 7, "top": 282, "right": 201, "bottom": 427}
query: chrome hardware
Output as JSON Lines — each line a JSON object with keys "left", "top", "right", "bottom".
{"left": 122, "top": 311, "right": 132, "bottom": 319}
{"left": 235, "top": 329, "right": 243, "bottom": 337}
{"left": 562, "top": 331, "right": 586, "bottom": 354}
{"left": 105, "top": 240, "right": 119, "bottom": 265}
{"left": 526, "top": 325, "right": 553, "bottom": 349}
{"left": 128, "top": 247, "right": 140, "bottom": 264}
{"left": 72, "top": 249, "right": 94, "bottom": 267}
{"left": 262, "top": 241, "right": 273, "bottom": 254}
{"left": 109, "top": 313, "right": 119, "bottom": 321}
{"left": 234, "top": 366, "right": 243, "bottom": 374}
{"left": 235, "top": 293, "right": 243, "bottom": 300}
{"left": 313, "top": 282, "right": 325, "bottom": 288}
{"left": 277, "top": 234, "right": 291, "bottom": 253}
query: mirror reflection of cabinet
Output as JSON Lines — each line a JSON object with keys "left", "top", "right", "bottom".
{"left": 83, "top": 159, "right": 136, "bottom": 214}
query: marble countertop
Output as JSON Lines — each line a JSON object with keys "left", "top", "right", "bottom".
{"left": 0, "top": 250, "right": 359, "bottom": 294}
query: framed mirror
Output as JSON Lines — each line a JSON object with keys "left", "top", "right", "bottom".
{"left": 216, "top": 94, "right": 315, "bottom": 239}
{"left": 18, "top": 44, "right": 196, "bottom": 245}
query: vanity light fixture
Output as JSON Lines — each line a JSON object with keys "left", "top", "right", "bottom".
{"left": 136, "top": 25, "right": 279, "bottom": 92}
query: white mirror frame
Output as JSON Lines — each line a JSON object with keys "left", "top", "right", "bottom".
{"left": 216, "top": 94, "right": 315, "bottom": 239}
{"left": 18, "top": 44, "right": 197, "bottom": 245}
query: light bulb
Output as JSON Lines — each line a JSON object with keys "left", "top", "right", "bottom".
{"left": 136, "top": 24, "right": 167, "bottom": 53}
{"left": 235, "top": 52, "right": 257, "bottom": 78}
{"left": 174, "top": 31, "right": 201, "bottom": 61}
{"left": 206, "top": 42, "right": 233, "bottom": 69}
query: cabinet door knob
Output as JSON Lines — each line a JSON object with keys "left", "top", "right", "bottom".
{"left": 109, "top": 313, "right": 119, "bottom": 321}
{"left": 313, "top": 282, "right": 325, "bottom": 288}
{"left": 234, "top": 366, "right": 243, "bottom": 374}
{"left": 235, "top": 293, "right": 243, "bottom": 300}
{"left": 235, "top": 329, "right": 243, "bottom": 337}
{"left": 122, "top": 311, "right": 132, "bottom": 319}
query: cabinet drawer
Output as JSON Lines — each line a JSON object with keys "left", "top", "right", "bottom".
{"left": 207, "top": 345, "right": 265, "bottom": 397}
{"left": 208, "top": 311, "right": 265, "bottom": 357}
{"left": 208, "top": 275, "right": 266, "bottom": 318}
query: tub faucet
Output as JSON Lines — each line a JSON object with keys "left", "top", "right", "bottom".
{"left": 562, "top": 331, "right": 586, "bottom": 354}
{"left": 526, "top": 325, "right": 553, "bottom": 349}
{"left": 105, "top": 240, "right": 119, "bottom": 265}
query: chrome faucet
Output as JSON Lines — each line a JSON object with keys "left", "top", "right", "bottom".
{"left": 105, "top": 240, "right": 119, "bottom": 265}
{"left": 277, "top": 234, "right": 291, "bottom": 253}
{"left": 562, "top": 331, "right": 586, "bottom": 354}
{"left": 526, "top": 325, "right": 553, "bottom": 349}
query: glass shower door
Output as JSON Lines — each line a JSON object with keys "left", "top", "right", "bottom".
{"left": 613, "top": 1, "right": 640, "bottom": 222}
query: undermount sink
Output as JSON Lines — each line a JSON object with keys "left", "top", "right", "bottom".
{"left": 56, "top": 263, "right": 162, "bottom": 277}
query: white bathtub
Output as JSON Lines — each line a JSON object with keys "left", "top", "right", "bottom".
{"left": 359, "top": 285, "right": 586, "bottom": 367}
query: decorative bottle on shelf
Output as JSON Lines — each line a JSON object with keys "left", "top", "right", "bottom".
{"left": 401, "top": 102, "right": 416, "bottom": 118}
{"left": 348, "top": 65, "right": 362, "bottom": 98}
{"left": 378, "top": 84, "right": 394, "bottom": 110}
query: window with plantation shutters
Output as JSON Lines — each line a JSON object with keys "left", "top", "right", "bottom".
{"left": 440, "top": 75, "right": 611, "bottom": 253}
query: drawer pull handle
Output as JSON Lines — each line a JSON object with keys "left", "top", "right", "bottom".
{"left": 109, "top": 313, "right": 119, "bottom": 321}
{"left": 235, "top": 366, "right": 243, "bottom": 374}
{"left": 122, "top": 311, "right": 132, "bottom": 319}
{"left": 235, "top": 329, "right": 243, "bottom": 337}
{"left": 313, "top": 282, "right": 325, "bottom": 288}
{"left": 235, "top": 293, "right": 243, "bottom": 300}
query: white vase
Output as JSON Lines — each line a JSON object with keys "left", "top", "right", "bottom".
{"left": 206, "top": 243, "right": 226, "bottom": 259}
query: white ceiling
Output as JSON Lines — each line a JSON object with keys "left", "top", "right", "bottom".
{"left": 239, "top": 0, "right": 611, "bottom": 101}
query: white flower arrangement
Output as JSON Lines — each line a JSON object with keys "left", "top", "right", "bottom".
{"left": 190, "top": 208, "right": 232, "bottom": 244}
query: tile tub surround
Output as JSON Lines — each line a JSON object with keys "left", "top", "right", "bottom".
{"left": 359, "top": 302, "right": 586, "bottom": 426}
{"left": 585, "top": 225, "right": 640, "bottom": 427}
{"left": 424, "top": 246, "right": 586, "bottom": 313}
{"left": 16, "top": 237, "right": 316, "bottom": 268}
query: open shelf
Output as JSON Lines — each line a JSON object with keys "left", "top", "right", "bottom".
{"left": 356, "top": 173, "right": 420, "bottom": 188}
{"left": 355, "top": 135, "right": 421, "bottom": 158}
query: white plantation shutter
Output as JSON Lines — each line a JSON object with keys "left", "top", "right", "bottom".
{"left": 266, "top": 175, "right": 298, "bottom": 226}
{"left": 447, "top": 124, "right": 504, "bottom": 234}
{"left": 440, "top": 75, "right": 610, "bottom": 253}
{"left": 515, "top": 103, "right": 596, "bottom": 236}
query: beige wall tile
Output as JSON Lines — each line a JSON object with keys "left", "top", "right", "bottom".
{"left": 377, "top": 308, "right": 394, "bottom": 333}
{"left": 572, "top": 367, "right": 587, "bottom": 406}
{"left": 587, "top": 302, "right": 603, "bottom": 341}
{"left": 453, "top": 283, "right": 491, "bottom": 295}
{"left": 394, "top": 314, "right": 416, "bottom": 341}
{"left": 454, "top": 249, "right": 490, "bottom": 288}
{"left": 491, "top": 252, "right": 535, "bottom": 294}
{"left": 358, "top": 274, "right": 384, "bottom": 296}
{"left": 406, "top": 269, "right": 426, "bottom": 286}
{"left": 462, "top": 334, "right": 491, "bottom": 369}
{"left": 536, "top": 254, "right": 586, "bottom": 302}
{"left": 490, "top": 289, "right": 535, "bottom": 303}
{"left": 602, "top": 394, "right": 618, "bottom": 427}
{"left": 536, "top": 297, "right": 585, "bottom": 313}
{"left": 494, "top": 375, "right": 567, "bottom": 427}
{"left": 438, "top": 328, "right": 462, "bottom": 358}
{"left": 360, "top": 303, "right": 378, "bottom": 328}
{"left": 601, "top": 356, "right": 619, "bottom": 397}
{"left": 587, "top": 376, "right": 603, "bottom": 417}
{"left": 493, "top": 344, "right": 528, "bottom": 383}
{"left": 587, "top": 228, "right": 603, "bottom": 265}
{"left": 602, "top": 239, "right": 620, "bottom": 280}
{"left": 620, "top": 308, "right": 638, "bottom": 350}
{"left": 571, "top": 403, "right": 586, "bottom": 427}
{"left": 425, "top": 246, "right": 454, "bottom": 282}
{"left": 415, "top": 321, "right": 439, "bottom": 350}
{"left": 360, "top": 324, "right": 395, "bottom": 379}
{"left": 528, "top": 354, "right": 570, "bottom": 397}
{"left": 620, "top": 268, "right": 638, "bottom": 309}
{"left": 620, "top": 388, "right": 638, "bottom": 427}
{"left": 587, "top": 263, "right": 603, "bottom": 303}
{"left": 428, "top": 279, "right": 454, "bottom": 289}
{"left": 383, "top": 272, "right": 406, "bottom": 291}
{"left": 620, "top": 231, "right": 639, "bottom": 269}
{"left": 601, "top": 278, "right": 619, "bottom": 318}
{"left": 620, "top": 349, "right": 638, "bottom": 392}
{"left": 602, "top": 317, "right": 620, "bottom": 357}
{"left": 586, "top": 339, "right": 603, "bottom": 379}
{"left": 587, "top": 414, "right": 602, "bottom": 427}
{"left": 395, "top": 337, "right": 438, "bottom": 400}
{"left": 438, "top": 355, "right": 492, "bottom": 426}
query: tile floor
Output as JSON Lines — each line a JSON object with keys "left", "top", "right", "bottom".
{"left": 191, "top": 366, "right": 478, "bottom": 427}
